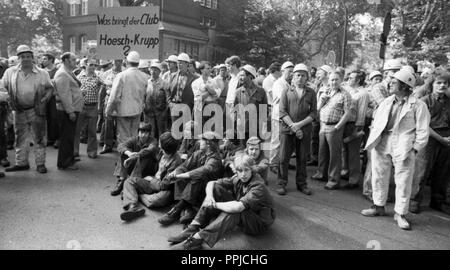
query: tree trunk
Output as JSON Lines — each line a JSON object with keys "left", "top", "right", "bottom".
{"left": 0, "top": 39, "right": 8, "bottom": 58}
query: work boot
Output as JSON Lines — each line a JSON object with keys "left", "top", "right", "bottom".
{"left": 1, "top": 158, "right": 10, "bottom": 168}
{"left": 276, "top": 186, "right": 287, "bottom": 196}
{"left": 120, "top": 205, "right": 145, "bottom": 222}
{"left": 53, "top": 140, "right": 59, "bottom": 149}
{"left": 342, "top": 183, "right": 359, "bottom": 190}
{"left": 111, "top": 178, "right": 125, "bottom": 196}
{"left": 158, "top": 203, "right": 185, "bottom": 226}
{"left": 37, "top": 165, "right": 47, "bottom": 174}
{"left": 297, "top": 185, "right": 312, "bottom": 196}
{"left": 167, "top": 224, "right": 200, "bottom": 244}
{"left": 183, "top": 236, "right": 204, "bottom": 250}
{"left": 311, "top": 173, "right": 325, "bottom": 182}
{"left": 394, "top": 213, "right": 411, "bottom": 230}
{"left": 0, "top": 172, "right": 5, "bottom": 178}
{"left": 179, "top": 206, "right": 196, "bottom": 225}
{"left": 100, "top": 147, "right": 113, "bottom": 154}
{"left": 409, "top": 200, "right": 421, "bottom": 214}
{"left": 5, "top": 164, "right": 30, "bottom": 172}
{"left": 361, "top": 205, "right": 386, "bottom": 217}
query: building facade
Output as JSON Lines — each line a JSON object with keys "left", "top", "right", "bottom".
{"left": 62, "top": 0, "right": 245, "bottom": 63}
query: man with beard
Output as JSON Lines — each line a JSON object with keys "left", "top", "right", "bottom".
{"left": 110, "top": 122, "right": 159, "bottom": 196}
{"left": 158, "top": 132, "right": 224, "bottom": 227}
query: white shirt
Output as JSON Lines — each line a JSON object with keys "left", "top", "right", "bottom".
{"left": 262, "top": 74, "right": 277, "bottom": 105}
{"left": 191, "top": 76, "right": 220, "bottom": 114}
{"left": 271, "top": 76, "right": 290, "bottom": 120}
{"left": 225, "top": 73, "right": 239, "bottom": 105}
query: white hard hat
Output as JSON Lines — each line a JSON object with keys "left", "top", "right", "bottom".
{"left": 16, "top": 45, "right": 33, "bottom": 56}
{"left": 369, "top": 71, "right": 383, "bottom": 81}
{"left": 80, "top": 58, "right": 88, "bottom": 67}
{"left": 293, "top": 63, "right": 309, "bottom": 74}
{"left": 319, "top": 65, "right": 333, "bottom": 74}
{"left": 150, "top": 62, "right": 162, "bottom": 71}
{"left": 217, "top": 64, "right": 226, "bottom": 70}
{"left": 281, "top": 61, "right": 294, "bottom": 71}
{"left": 393, "top": 69, "right": 416, "bottom": 88}
{"left": 138, "top": 59, "right": 150, "bottom": 69}
{"left": 401, "top": 65, "right": 415, "bottom": 74}
{"left": 8, "top": 56, "right": 19, "bottom": 67}
{"left": 241, "top": 64, "right": 257, "bottom": 79}
{"left": 127, "top": 51, "right": 140, "bottom": 63}
{"left": 383, "top": 59, "right": 402, "bottom": 71}
{"left": 166, "top": 55, "right": 178, "bottom": 63}
{"left": 178, "top": 53, "right": 190, "bottom": 63}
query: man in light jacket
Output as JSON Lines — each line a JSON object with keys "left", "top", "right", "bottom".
{"left": 362, "top": 69, "right": 430, "bottom": 230}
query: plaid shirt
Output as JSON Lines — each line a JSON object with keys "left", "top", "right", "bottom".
{"left": 78, "top": 72, "right": 103, "bottom": 105}
{"left": 319, "top": 87, "right": 352, "bottom": 124}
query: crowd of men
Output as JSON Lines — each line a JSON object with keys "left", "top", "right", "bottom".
{"left": 0, "top": 44, "right": 449, "bottom": 249}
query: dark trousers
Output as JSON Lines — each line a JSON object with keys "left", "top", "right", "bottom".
{"left": 113, "top": 153, "right": 158, "bottom": 180}
{"left": 318, "top": 124, "right": 344, "bottom": 187}
{"left": 46, "top": 96, "right": 59, "bottom": 144}
{"left": 175, "top": 178, "right": 209, "bottom": 207}
{"left": 342, "top": 122, "right": 362, "bottom": 185}
{"left": 195, "top": 184, "right": 272, "bottom": 248}
{"left": 309, "top": 121, "right": 320, "bottom": 162}
{"left": 74, "top": 105, "right": 98, "bottom": 156}
{"left": 277, "top": 130, "right": 310, "bottom": 188}
{"left": 412, "top": 130, "right": 450, "bottom": 205}
{"left": 0, "top": 106, "right": 7, "bottom": 160}
{"left": 144, "top": 110, "right": 168, "bottom": 140}
{"left": 57, "top": 111, "right": 79, "bottom": 168}
{"left": 100, "top": 113, "right": 116, "bottom": 149}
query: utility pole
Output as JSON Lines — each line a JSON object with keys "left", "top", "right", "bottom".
{"left": 340, "top": 0, "right": 348, "bottom": 67}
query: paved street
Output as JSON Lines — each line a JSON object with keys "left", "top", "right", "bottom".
{"left": 0, "top": 144, "right": 449, "bottom": 250}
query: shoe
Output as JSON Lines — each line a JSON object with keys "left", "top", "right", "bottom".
{"left": 5, "top": 165, "right": 30, "bottom": 172}
{"left": 276, "top": 186, "right": 287, "bottom": 196}
{"left": 99, "top": 142, "right": 105, "bottom": 147}
{"left": 183, "top": 236, "right": 204, "bottom": 250}
{"left": 74, "top": 156, "right": 81, "bottom": 162}
{"left": 288, "top": 164, "right": 296, "bottom": 170}
{"left": 1, "top": 158, "right": 10, "bottom": 168}
{"left": 0, "top": 172, "right": 5, "bottom": 178}
{"left": 80, "top": 139, "right": 87, "bottom": 144}
{"left": 111, "top": 179, "right": 125, "bottom": 196}
{"left": 409, "top": 200, "right": 421, "bottom": 214}
{"left": 342, "top": 183, "right": 359, "bottom": 190}
{"left": 168, "top": 225, "right": 200, "bottom": 244}
{"left": 179, "top": 207, "right": 196, "bottom": 225}
{"left": 100, "top": 148, "right": 113, "bottom": 154}
{"left": 361, "top": 205, "right": 386, "bottom": 217}
{"left": 394, "top": 213, "right": 411, "bottom": 230}
{"left": 88, "top": 154, "right": 98, "bottom": 159}
{"left": 53, "top": 140, "right": 59, "bottom": 149}
{"left": 297, "top": 186, "right": 312, "bottom": 196}
{"left": 36, "top": 165, "right": 47, "bottom": 174}
{"left": 58, "top": 164, "right": 79, "bottom": 171}
{"left": 158, "top": 206, "right": 183, "bottom": 226}
{"left": 307, "top": 160, "right": 318, "bottom": 166}
{"left": 340, "top": 173, "right": 349, "bottom": 180}
{"left": 311, "top": 173, "right": 325, "bottom": 182}
{"left": 120, "top": 206, "right": 145, "bottom": 222}
{"left": 324, "top": 184, "right": 339, "bottom": 190}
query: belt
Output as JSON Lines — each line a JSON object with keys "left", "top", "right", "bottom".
{"left": 322, "top": 121, "right": 338, "bottom": 125}
{"left": 84, "top": 103, "right": 98, "bottom": 106}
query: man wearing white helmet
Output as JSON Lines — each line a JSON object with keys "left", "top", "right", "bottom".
{"left": 144, "top": 61, "right": 169, "bottom": 139}
{"left": 268, "top": 61, "right": 294, "bottom": 173}
{"left": 234, "top": 64, "right": 268, "bottom": 143}
{"left": 362, "top": 69, "right": 430, "bottom": 230}
{"left": 162, "top": 55, "right": 178, "bottom": 85}
{"left": 106, "top": 51, "right": 149, "bottom": 196}
{"left": 277, "top": 64, "right": 316, "bottom": 196}
{"left": 167, "top": 52, "right": 196, "bottom": 124}
{"left": 0, "top": 45, "right": 54, "bottom": 174}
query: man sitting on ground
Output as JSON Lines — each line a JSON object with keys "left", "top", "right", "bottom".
{"left": 167, "top": 154, "right": 275, "bottom": 250}
{"left": 120, "top": 132, "right": 182, "bottom": 221}
{"left": 111, "top": 123, "right": 159, "bottom": 196}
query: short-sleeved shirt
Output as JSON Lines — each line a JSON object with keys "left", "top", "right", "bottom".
{"left": 78, "top": 72, "right": 103, "bottom": 105}
{"left": 319, "top": 87, "right": 352, "bottom": 124}
{"left": 215, "top": 173, "right": 274, "bottom": 225}
{"left": 421, "top": 93, "right": 450, "bottom": 132}
{"left": 14, "top": 66, "right": 52, "bottom": 108}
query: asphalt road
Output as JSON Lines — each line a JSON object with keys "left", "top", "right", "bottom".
{"left": 0, "top": 144, "right": 449, "bottom": 250}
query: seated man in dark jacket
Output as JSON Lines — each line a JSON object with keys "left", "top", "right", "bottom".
{"left": 111, "top": 123, "right": 159, "bottom": 196}
{"left": 168, "top": 154, "right": 275, "bottom": 250}
{"left": 120, "top": 132, "right": 182, "bottom": 221}
{"left": 158, "top": 132, "right": 224, "bottom": 226}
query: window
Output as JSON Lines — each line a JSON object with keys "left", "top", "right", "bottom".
{"left": 69, "top": 37, "right": 76, "bottom": 53}
{"left": 202, "top": 17, "right": 216, "bottom": 28}
{"left": 175, "top": 39, "right": 199, "bottom": 60}
{"left": 69, "top": 4, "right": 77, "bottom": 16}
{"left": 206, "top": 0, "right": 212, "bottom": 8}
{"left": 80, "top": 35, "right": 88, "bottom": 52}
{"left": 212, "top": 0, "right": 218, "bottom": 9}
{"left": 81, "top": 0, "right": 88, "bottom": 15}
{"left": 102, "top": 0, "right": 114, "bottom": 7}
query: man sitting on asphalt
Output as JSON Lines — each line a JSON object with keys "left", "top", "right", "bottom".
{"left": 120, "top": 132, "right": 182, "bottom": 222}
{"left": 167, "top": 154, "right": 275, "bottom": 250}
{"left": 110, "top": 122, "right": 159, "bottom": 196}
{"left": 158, "top": 132, "right": 224, "bottom": 227}
{"left": 224, "top": 136, "right": 269, "bottom": 185}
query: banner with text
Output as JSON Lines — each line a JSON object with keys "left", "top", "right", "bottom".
{"left": 96, "top": 7, "right": 160, "bottom": 59}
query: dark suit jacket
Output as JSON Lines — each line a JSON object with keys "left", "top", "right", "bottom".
{"left": 167, "top": 71, "right": 197, "bottom": 112}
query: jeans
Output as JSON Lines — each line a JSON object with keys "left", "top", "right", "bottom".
{"left": 74, "top": 105, "right": 98, "bottom": 156}
{"left": 13, "top": 109, "right": 47, "bottom": 167}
